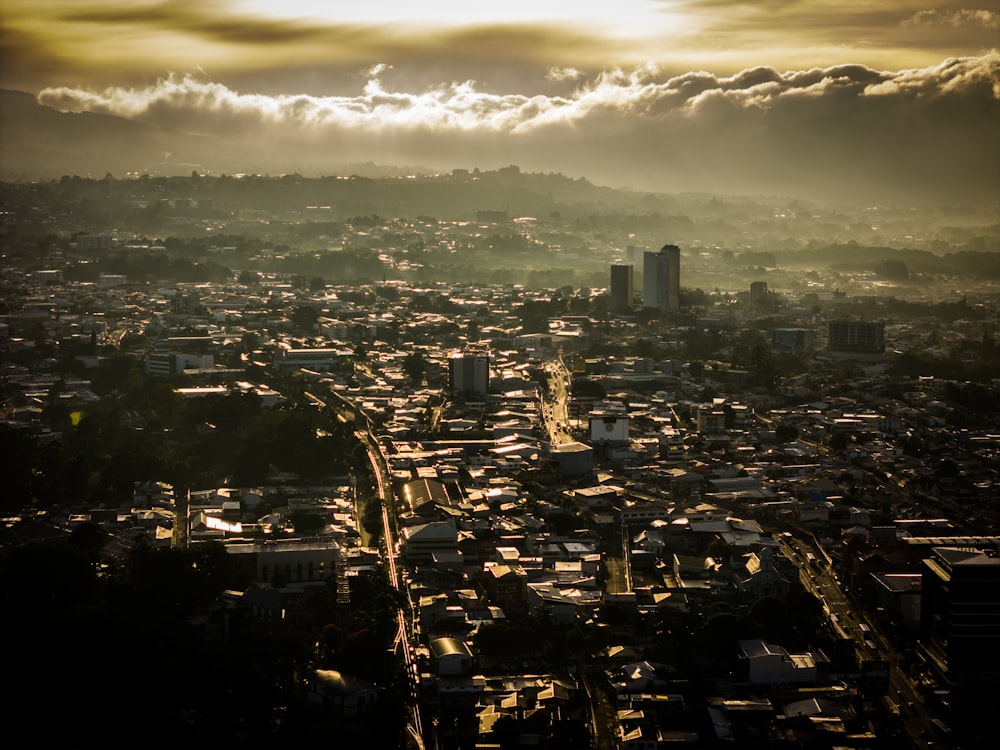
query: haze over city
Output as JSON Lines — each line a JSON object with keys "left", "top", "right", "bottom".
{"left": 2, "top": 1, "right": 998, "bottom": 203}
{"left": 3, "top": 4, "right": 1000, "bottom": 750}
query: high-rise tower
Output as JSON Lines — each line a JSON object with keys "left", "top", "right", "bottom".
{"left": 449, "top": 349, "right": 490, "bottom": 397}
{"left": 610, "top": 263, "right": 634, "bottom": 311}
{"left": 643, "top": 244, "right": 680, "bottom": 313}
{"left": 750, "top": 281, "right": 768, "bottom": 310}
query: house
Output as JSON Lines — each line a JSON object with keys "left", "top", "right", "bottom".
{"left": 482, "top": 562, "right": 528, "bottom": 612}
{"left": 526, "top": 582, "right": 578, "bottom": 624}
{"left": 610, "top": 661, "right": 674, "bottom": 693}
{"left": 306, "top": 669, "right": 380, "bottom": 716}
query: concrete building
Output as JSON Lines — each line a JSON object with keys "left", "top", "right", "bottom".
{"left": 920, "top": 546, "right": 1000, "bottom": 677}
{"left": 738, "top": 639, "right": 819, "bottom": 686}
{"left": 548, "top": 441, "right": 594, "bottom": 478}
{"left": 589, "top": 410, "right": 630, "bottom": 443}
{"left": 643, "top": 244, "right": 680, "bottom": 313}
{"left": 826, "top": 320, "right": 885, "bottom": 354}
{"left": 750, "top": 281, "right": 768, "bottom": 310}
{"left": 225, "top": 538, "right": 340, "bottom": 586}
{"left": 145, "top": 351, "right": 215, "bottom": 375}
{"left": 272, "top": 346, "right": 353, "bottom": 373}
{"left": 449, "top": 350, "right": 490, "bottom": 397}
{"left": 98, "top": 273, "right": 127, "bottom": 287}
{"left": 697, "top": 404, "right": 726, "bottom": 434}
{"left": 610, "top": 263, "right": 634, "bottom": 311}
{"left": 401, "top": 519, "right": 459, "bottom": 563}
{"left": 77, "top": 234, "right": 113, "bottom": 251}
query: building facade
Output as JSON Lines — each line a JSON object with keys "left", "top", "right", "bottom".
{"left": 826, "top": 320, "right": 885, "bottom": 354}
{"left": 449, "top": 350, "right": 490, "bottom": 397}
{"left": 610, "top": 263, "right": 634, "bottom": 311}
{"left": 643, "top": 244, "right": 680, "bottom": 313}
{"left": 750, "top": 281, "right": 768, "bottom": 309}
{"left": 920, "top": 546, "right": 1000, "bottom": 676}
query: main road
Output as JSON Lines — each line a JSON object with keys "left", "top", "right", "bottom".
{"left": 540, "top": 355, "right": 573, "bottom": 445}
{"left": 362, "top": 423, "right": 425, "bottom": 750}
{"left": 781, "top": 534, "right": 945, "bottom": 748}
{"left": 314, "top": 385, "right": 425, "bottom": 749}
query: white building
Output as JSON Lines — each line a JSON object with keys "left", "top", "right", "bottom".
{"left": 589, "top": 410, "right": 630, "bottom": 443}
{"left": 642, "top": 244, "right": 680, "bottom": 313}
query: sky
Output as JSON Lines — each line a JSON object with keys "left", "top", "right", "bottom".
{"left": 2, "top": 1, "right": 998, "bottom": 201}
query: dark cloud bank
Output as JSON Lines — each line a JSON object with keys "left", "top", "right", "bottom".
{"left": 24, "top": 53, "right": 1000, "bottom": 204}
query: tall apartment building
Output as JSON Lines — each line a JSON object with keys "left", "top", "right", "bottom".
{"left": 609, "top": 264, "right": 634, "bottom": 311}
{"left": 826, "top": 320, "right": 885, "bottom": 354}
{"left": 643, "top": 244, "right": 681, "bottom": 313}
{"left": 750, "top": 281, "right": 768, "bottom": 309}
{"left": 77, "top": 234, "right": 113, "bottom": 252}
{"left": 920, "top": 546, "right": 1000, "bottom": 677}
{"left": 449, "top": 350, "right": 490, "bottom": 397}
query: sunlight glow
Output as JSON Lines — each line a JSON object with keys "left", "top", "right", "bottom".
{"left": 233, "top": 0, "right": 692, "bottom": 38}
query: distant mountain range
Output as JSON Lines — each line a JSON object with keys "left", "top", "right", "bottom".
{"left": 0, "top": 90, "right": 424, "bottom": 181}
{"left": 0, "top": 90, "right": 199, "bottom": 179}
{"left": 3, "top": 88, "right": 997, "bottom": 209}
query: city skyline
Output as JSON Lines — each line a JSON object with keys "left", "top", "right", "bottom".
{"left": 1, "top": 2, "right": 997, "bottom": 202}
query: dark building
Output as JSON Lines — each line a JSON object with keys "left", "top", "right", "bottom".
{"left": 826, "top": 320, "right": 885, "bottom": 354}
{"left": 920, "top": 546, "right": 1000, "bottom": 676}
{"left": 749, "top": 280, "right": 768, "bottom": 309}
{"left": 449, "top": 349, "right": 490, "bottom": 397}
{"left": 610, "top": 263, "right": 634, "bottom": 311}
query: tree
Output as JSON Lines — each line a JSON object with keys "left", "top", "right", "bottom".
{"left": 749, "top": 596, "right": 785, "bottom": 631}
{"left": 290, "top": 305, "right": 319, "bottom": 331}
{"left": 829, "top": 431, "right": 851, "bottom": 451}
{"left": 785, "top": 590, "right": 824, "bottom": 639}
{"left": 68, "top": 521, "right": 109, "bottom": 565}
{"left": 876, "top": 259, "right": 909, "bottom": 280}
{"left": 402, "top": 351, "right": 426, "bottom": 384}
{"left": 775, "top": 422, "right": 799, "bottom": 443}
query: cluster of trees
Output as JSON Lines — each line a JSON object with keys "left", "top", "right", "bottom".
{"left": 1, "top": 526, "right": 407, "bottom": 746}
{"left": 2, "top": 532, "right": 256, "bottom": 744}
{"left": 1, "top": 365, "right": 359, "bottom": 512}
{"left": 61, "top": 252, "right": 232, "bottom": 283}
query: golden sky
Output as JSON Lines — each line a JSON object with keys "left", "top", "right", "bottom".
{"left": 2, "top": 2, "right": 997, "bottom": 200}
{"left": 2, "top": 1, "right": 997, "bottom": 93}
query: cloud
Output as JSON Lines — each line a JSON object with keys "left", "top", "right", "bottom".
{"left": 34, "top": 54, "right": 1000, "bottom": 202}
{"left": 903, "top": 9, "right": 1000, "bottom": 28}
{"left": 546, "top": 67, "right": 583, "bottom": 82}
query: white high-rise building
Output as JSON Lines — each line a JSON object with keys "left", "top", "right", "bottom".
{"left": 643, "top": 244, "right": 680, "bottom": 312}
